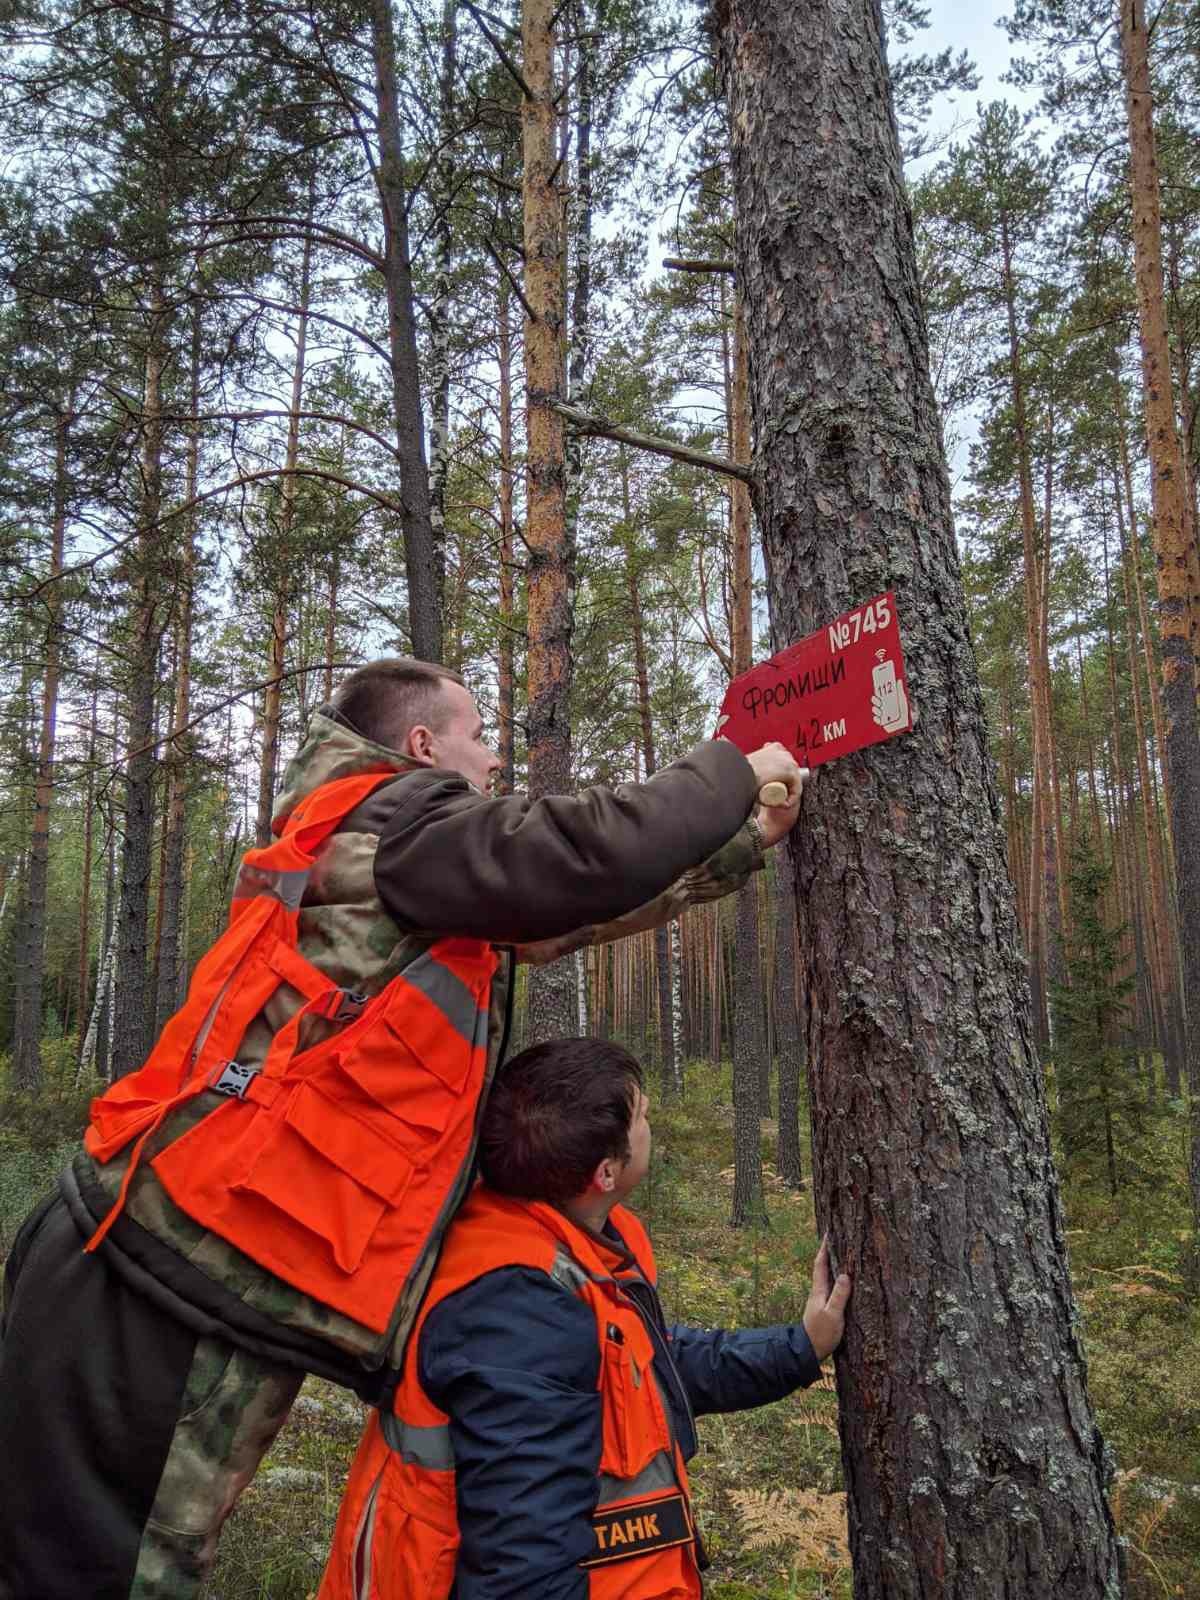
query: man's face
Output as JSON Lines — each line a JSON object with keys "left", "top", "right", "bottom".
{"left": 613, "top": 1090, "right": 652, "bottom": 1202}
{"left": 420, "top": 681, "right": 503, "bottom": 793}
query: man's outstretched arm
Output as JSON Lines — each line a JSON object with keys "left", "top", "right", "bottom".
{"left": 374, "top": 739, "right": 762, "bottom": 945}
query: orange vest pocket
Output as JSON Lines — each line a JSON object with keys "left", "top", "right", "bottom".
{"left": 599, "top": 1323, "right": 671, "bottom": 1482}
{"left": 364, "top": 1472, "right": 460, "bottom": 1600}
{"left": 332, "top": 1021, "right": 450, "bottom": 1135}
{"left": 232, "top": 1083, "right": 414, "bottom": 1274}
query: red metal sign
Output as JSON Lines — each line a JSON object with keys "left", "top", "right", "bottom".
{"left": 714, "top": 592, "right": 913, "bottom": 769}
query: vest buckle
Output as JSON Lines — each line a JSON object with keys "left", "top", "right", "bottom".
{"left": 330, "top": 989, "right": 369, "bottom": 1024}
{"left": 210, "top": 1060, "right": 261, "bottom": 1099}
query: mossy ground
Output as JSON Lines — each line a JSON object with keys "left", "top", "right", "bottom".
{"left": 3, "top": 1054, "right": 1198, "bottom": 1597}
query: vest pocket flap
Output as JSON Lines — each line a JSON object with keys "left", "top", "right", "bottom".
{"left": 599, "top": 1327, "right": 672, "bottom": 1482}
{"left": 333, "top": 1021, "right": 458, "bottom": 1135}
{"left": 234, "top": 1083, "right": 412, "bottom": 1275}
{"left": 285, "top": 1082, "right": 413, "bottom": 1205}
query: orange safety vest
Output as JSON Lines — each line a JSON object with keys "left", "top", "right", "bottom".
{"left": 83, "top": 773, "right": 499, "bottom": 1336}
{"left": 320, "top": 1189, "right": 704, "bottom": 1600}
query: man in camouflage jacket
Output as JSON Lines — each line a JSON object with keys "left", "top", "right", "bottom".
{"left": 0, "top": 657, "right": 805, "bottom": 1600}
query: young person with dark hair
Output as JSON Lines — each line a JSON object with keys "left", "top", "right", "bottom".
{"left": 1, "top": 660, "right": 808, "bottom": 1599}
{"left": 320, "top": 1039, "right": 851, "bottom": 1600}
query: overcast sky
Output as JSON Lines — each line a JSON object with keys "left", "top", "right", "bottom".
{"left": 924, "top": 0, "right": 1021, "bottom": 97}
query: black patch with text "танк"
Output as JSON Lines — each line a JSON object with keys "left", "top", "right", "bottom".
{"left": 580, "top": 1491, "right": 692, "bottom": 1568}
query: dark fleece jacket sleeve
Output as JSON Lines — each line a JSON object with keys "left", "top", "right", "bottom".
{"left": 666, "top": 1323, "right": 822, "bottom": 1416}
{"left": 373, "top": 738, "right": 759, "bottom": 943}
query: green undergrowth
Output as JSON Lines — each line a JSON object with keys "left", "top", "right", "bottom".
{"left": 2, "top": 1054, "right": 1198, "bottom": 1597}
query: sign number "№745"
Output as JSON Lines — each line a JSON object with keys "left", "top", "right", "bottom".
{"left": 713, "top": 591, "right": 913, "bottom": 771}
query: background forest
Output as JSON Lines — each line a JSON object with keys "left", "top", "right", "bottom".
{"left": 2, "top": 0, "right": 1200, "bottom": 1594}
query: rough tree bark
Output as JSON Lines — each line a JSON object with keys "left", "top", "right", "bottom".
{"left": 718, "top": 0, "right": 1122, "bottom": 1592}
{"left": 1119, "top": 0, "right": 1200, "bottom": 1273}
{"left": 522, "top": 0, "right": 575, "bottom": 1039}
{"left": 371, "top": 0, "right": 442, "bottom": 662}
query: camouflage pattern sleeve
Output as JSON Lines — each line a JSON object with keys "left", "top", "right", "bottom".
{"left": 515, "top": 817, "right": 765, "bottom": 967}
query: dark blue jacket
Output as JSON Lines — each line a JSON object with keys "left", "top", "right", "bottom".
{"left": 418, "top": 1223, "right": 822, "bottom": 1600}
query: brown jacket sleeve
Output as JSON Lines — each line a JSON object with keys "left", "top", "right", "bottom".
{"left": 372, "top": 740, "right": 759, "bottom": 943}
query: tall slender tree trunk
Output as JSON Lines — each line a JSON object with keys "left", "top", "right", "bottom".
{"left": 727, "top": 280, "right": 769, "bottom": 1222}
{"left": 1120, "top": 0, "right": 1200, "bottom": 1263}
{"left": 371, "top": 0, "right": 442, "bottom": 662}
{"left": 428, "top": 0, "right": 457, "bottom": 618}
{"left": 719, "top": 1, "right": 1122, "bottom": 1590}
{"left": 12, "top": 405, "right": 69, "bottom": 1090}
{"left": 772, "top": 856, "right": 804, "bottom": 1187}
{"left": 563, "top": 0, "right": 592, "bottom": 612}
{"left": 112, "top": 290, "right": 168, "bottom": 1080}
{"left": 1114, "top": 465, "right": 1177, "bottom": 1078}
{"left": 154, "top": 308, "right": 202, "bottom": 1030}
{"left": 324, "top": 546, "right": 341, "bottom": 702}
{"left": 497, "top": 275, "right": 517, "bottom": 795}
{"left": 77, "top": 672, "right": 100, "bottom": 1060}
{"left": 522, "top": 0, "right": 574, "bottom": 1039}
{"left": 999, "top": 217, "right": 1065, "bottom": 1022}
{"left": 257, "top": 219, "right": 314, "bottom": 844}
{"left": 620, "top": 447, "right": 677, "bottom": 1097}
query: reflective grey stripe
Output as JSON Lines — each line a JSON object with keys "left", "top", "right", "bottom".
{"left": 380, "top": 1413, "right": 455, "bottom": 1471}
{"left": 597, "top": 1450, "right": 678, "bottom": 1504}
{"left": 402, "top": 950, "right": 488, "bottom": 1047}
{"left": 234, "top": 865, "right": 310, "bottom": 911}
{"left": 550, "top": 1248, "right": 588, "bottom": 1294}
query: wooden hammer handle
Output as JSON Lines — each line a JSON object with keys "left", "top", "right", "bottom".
{"left": 758, "top": 781, "right": 790, "bottom": 807}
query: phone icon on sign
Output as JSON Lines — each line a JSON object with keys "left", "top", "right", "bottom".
{"left": 871, "top": 656, "right": 908, "bottom": 732}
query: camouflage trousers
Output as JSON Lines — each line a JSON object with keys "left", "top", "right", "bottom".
{"left": 0, "top": 1193, "right": 301, "bottom": 1600}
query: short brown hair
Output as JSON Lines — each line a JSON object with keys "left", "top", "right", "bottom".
{"left": 330, "top": 657, "right": 464, "bottom": 751}
{"left": 479, "top": 1039, "right": 644, "bottom": 1205}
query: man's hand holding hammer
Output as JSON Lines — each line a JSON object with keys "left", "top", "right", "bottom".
{"left": 746, "top": 741, "right": 809, "bottom": 848}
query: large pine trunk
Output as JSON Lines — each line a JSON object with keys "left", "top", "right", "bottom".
{"left": 1119, "top": 0, "right": 1200, "bottom": 1272}
{"left": 718, "top": 1, "right": 1122, "bottom": 1592}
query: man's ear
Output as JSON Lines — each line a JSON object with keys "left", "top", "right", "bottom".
{"left": 407, "top": 723, "right": 436, "bottom": 765}
{"left": 590, "top": 1156, "right": 619, "bottom": 1195}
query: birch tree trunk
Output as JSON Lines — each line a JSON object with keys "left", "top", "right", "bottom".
{"left": 76, "top": 673, "right": 100, "bottom": 1060}
{"left": 719, "top": 1, "right": 1122, "bottom": 1590}
{"left": 1119, "top": 0, "right": 1200, "bottom": 1273}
